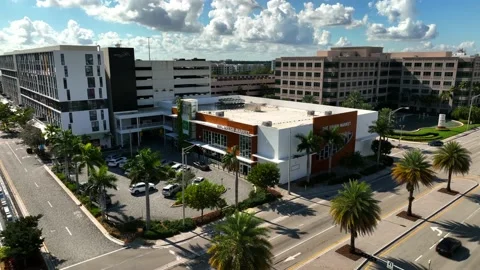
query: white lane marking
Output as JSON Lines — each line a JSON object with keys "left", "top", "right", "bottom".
{"left": 298, "top": 223, "right": 305, "bottom": 228}
{"left": 284, "top": 252, "right": 301, "bottom": 262}
{"left": 6, "top": 143, "right": 22, "bottom": 164}
{"left": 34, "top": 182, "right": 39, "bottom": 188}
{"left": 15, "top": 148, "right": 23, "bottom": 150}
{"left": 429, "top": 242, "right": 437, "bottom": 250}
{"left": 47, "top": 201, "right": 53, "bottom": 208}
{"left": 415, "top": 255, "right": 423, "bottom": 262}
{"left": 24, "top": 168, "right": 27, "bottom": 172}
{"left": 387, "top": 194, "right": 396, "bottom": 199}
{"left": 65, "top": 227, "right": 72, "bottom": 236}
{"left": 59, "top": 247, "right": 127, "bottom": 270}
{"left": 464, "top": 207, "right": 480, "bottom": 222}
{"left": 274, "top": 225, "right": 335, "bottom": 258}
{"left": 430, "top": 226, "right": 442, "bottom": 236}
{"left": 21, "top": 156, "right": 32, "bottom": 159}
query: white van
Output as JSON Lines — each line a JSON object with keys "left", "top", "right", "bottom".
{"left": 3, "top": 206, "right": 13, "bottom": 221}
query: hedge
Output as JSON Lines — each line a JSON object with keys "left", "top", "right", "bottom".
{"left": 144, "top": 218, "right": 196, "bottom": 240}
{"left": 327, "top": 173, "right": 362, "bottom": 185}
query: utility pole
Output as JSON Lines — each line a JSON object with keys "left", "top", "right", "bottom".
{"left": 288, "top": 127, "right": 292, "bottom": 195}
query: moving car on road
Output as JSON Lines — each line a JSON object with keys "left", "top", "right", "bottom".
{"left": 107, "top": 157, "right": 127, "bottom": 167}
{"left": 162, "top": 184, "right": 181, "bottom": 198}
{"left": 428, "top": 140, "right": 444, "bottom": 147}
{"left": 129, "top": 182, "right": 156, "bottom": 195}
{"left": 436, "top": 237, "right": 462, "bottom": 257}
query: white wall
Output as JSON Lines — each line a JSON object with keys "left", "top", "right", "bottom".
{"left": 60, "top": 108, "right": 110, "bottom": 136}
{"left": 277, "top": 124, "right": 313, "bottom": 160}
{"left": 259, "top": 155, "right": 308, "bottom": 185}
{"left": 356, "top": 110, "right": 378, "bottom": 139}
{"left": 257, "top": 125, "right": 279, "bottom": 160}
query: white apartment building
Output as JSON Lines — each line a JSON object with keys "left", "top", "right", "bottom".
{"left": 0, "top": 45, "right": 111, "bottom": 147}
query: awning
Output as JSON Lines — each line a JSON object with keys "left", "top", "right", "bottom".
{"left": 189, "top": 140, "right": 254, "bottom": 164}
{"left": 236, "top": 155, "right": 255, "bottom": 164}
{"left": 189, "top": 120, "right": 256, "bottom": 137}
{"left": 165, "top": 132, "right": 178, "bottom": 139}
{"left": 252, "top": 154, "right": 285, "bottom": 164}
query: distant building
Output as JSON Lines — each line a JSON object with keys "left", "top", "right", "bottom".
{"left": 211, "top": 62, "right": 269, "bottom": 75}
{"left": 211, "top": 74, "right": 275, "bottom": 96}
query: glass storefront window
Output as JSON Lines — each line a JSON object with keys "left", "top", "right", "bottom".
{"left": 203, "top": 130, "right": 227, "bottom": 150}
{"left": 239, "top": 135, "right": 252, "bottom": 158}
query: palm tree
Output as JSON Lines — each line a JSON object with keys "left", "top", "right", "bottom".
{"left": 341, "top": 91, "right": 373, "bottom": 110}
{"left": 52, "top": 130, "right": 82, "bottom": 188}
{"left": 391, "top": 149, "right": 435, "bottom": 216}
{"left": 73, "top": 143, "right": 105, "bottom": 187}
{"left": 43, "top": 124, "right": 60, "bottom": 145}
{"left": 222, "top": 145, "right": 240, "bottom": 208}
{"left": 302, "top": 95, "right": 317, "bottom": 104}
{"left": 368, "top": 118, "right": 392, "bottom": 165}
{"left": 124, "top": 148, "right": 169, "bottom": 230}
{"left": 86, "top": 165, "right": 117, "bottom": 221}
{"left": 296, "top": 131, "right": 322, "bottom": 183}
{"left": 433, "top": 141, "right": 471, "bottom": 192}
{"left": 208, "top": 211, "right": 272, "bottom": 270}
{"left": 330, "top": 180, "right": 381, "bottom": 253}
{"left": 321, "top": 126, "right": 345, "bottom": 173}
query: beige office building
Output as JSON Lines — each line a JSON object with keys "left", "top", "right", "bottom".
{"left": 275, "top": 47, "right": 480, "bottom": 113}
{"left": 211, "top": 74, "right": 275, "bottom": 96}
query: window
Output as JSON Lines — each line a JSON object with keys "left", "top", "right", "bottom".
{"left": 341, "top": 63, "right": 346, "bottom": 68}
{"left": 306, "top": 63, "right": 312, "bottom": 67}
{"left": 97, "top": 66, "right": 101, "bottom": 76}
{"left": 63, "top": 78, "right": 68, "bottom": 89}
{"left": 283, "top": 72, "right": 288, "bottom": 76}
{"left": 360, "top": 63, "right": 364, "bottom": 67}
{"left": 434, "top": 72, "right": 442, "bottom": 77}
{"left": 340, "top": 82, "right": 345, "bottom": 87}
{"left": 97, "top": 54, "right": 102, "bottom": 65}
{"left": 445, "top": 72, "right": 454, "bottom": 77}
{"left": 370, "top": 63, "right": 374, "bottom": 67}
{"left": 87, "top": 88, "right": 95, "bottom": 99}
{"left": 68, "top": 124, "right": 72, "bottom": 130}
{"left": 282, "top": 89, "right": 288, "bottom": 94}
{"left": 297, "top": 81, "right": 304, "bottom": 86}
{"left": 422, "top": 80, "right": 430, "bottom": 85}
{"left": 443, "top": 81, "right": 452, "bottom": 86}
{"left": 103, "top": 120, "right": 107, "bottom": 131}
{"left": 85, "top": 54, "right": 94, "bottom": 65}
{"left": 446, "top": 63, "right": 455, "bottom": 68}
{"left": 306, "top": 72, "right": 312, "bottom": 77}
{"left": 353, "top": 63, "right": 358, "bottom": 68}
{"left": 203, "top": 130, "right": 227, "bottom": 150}
{"left": 305, "top": 91, "right": 311, "bottom": 95}
{"left": 69, "top": 113, "right": 73, "bottom": 123}
{"left": 99, "top": 88, "right": 103, "bottom": 99}
{"left": 353, "top": 72, "right": 357, "bottom": 77}
{"left": 424, "top": 63, "right": 432, "bottom": 67}
{"left": 314, "top": 72, "right": 321, "bottom": 77}
{"left": 412, "top": 80, "right": 420, "bottom": 85}
{"left": 298, "top": 63, "right": 304, "bottom": 67}
{"left": 358, "top": 81, "right": 362, "bottom": 86}
{"left": 61, "top": 54, "right": 65, "bottom": 65}
{"left": 435, "top": 63, "right": 443, "bottom": 68}
{"left": 305, "top": 82, "right": 311, "bottom": 86}
{"left": 289, "top": 90, "right": 295, "bottom": 94}
{"left": 297, "top": 90, "right": 303, "bottom": 95}
{"left": 314, "top": 63, "right": 321, "bottom": 68}
{"left": 283, "top": 62, "right": 288, "bottom": 67}
{"left": 433, "top": 81, "right": 441, "bottom": 86}
{"left": 313, "top": 92, "right": 320, "bottom": 97}
{"left": 89, "top": 110, "right": 97, "bottom": 121}
{"left": 101, "top": 110, "right": 105, "bottom": 120}
{"left": 341, "top": 73, "right": 345, "bottom": 78}
{"left": 313, "top": 82, "right": 320, "bottom": 87}
{"left": 290, "top": 72, "right": 296, "bottom": 76}
{"left": 423, "top": 72, "right": 431, "bottom": 76}
{"left": 298, "top": 72, "right": 304, "bottom": 77}
{"left": 91, "top": 121, "right": 99, "bottom": 132}
{"left": 88, "top": 77, "right": 95, "bottom": 88}
{"left": 64, "top": 66, "right": 68, "bottom": 77}
{"left": 347, "top": 72, "right": 351, "bottom": 77}
{"left": 405, "top": 63, "right": 412, "bottom": 67}
{"left": 414, "top": 71, "right": 421, "bottom": 76}
{"left": 85, "top": 66, "right": 93, "bottom": 76}
{"left": 282, "top": 80, "right": 288, "bottom": 85}
{"left": 66, "top": 90, "right": 71, "bottom": 101}
{"left": 348, "top": 63, "right": 353, "bottom": 68}
{"left": 289, "top": 81, "right": 295, "bottom": 86}
{"left": 414, "top": 63, "right": 422, "bottom": 67}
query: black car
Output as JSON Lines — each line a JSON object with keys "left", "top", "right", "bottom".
{"left": 193, "top": 161, "right": 210, "bottom": 171}
{"left": 436, "top": 237, "right": 461, "bottom": 257}
{"left": 428, "top": 140, "right": 444, "bottom": 147}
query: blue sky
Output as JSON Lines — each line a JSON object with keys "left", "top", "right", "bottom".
{"left": 1, "top": 0, "right": 478, "bottom": 60}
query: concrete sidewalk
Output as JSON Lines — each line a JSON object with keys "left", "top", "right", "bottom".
{"left": 294, "top": 177, "right": 479, "bottom": 270}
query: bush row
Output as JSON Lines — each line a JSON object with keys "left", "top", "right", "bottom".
{"left": 144, "top": 218, "right": 196, "bottom": 240}
{"left": 327, "top": 173, "right": 362, "bottom": 185}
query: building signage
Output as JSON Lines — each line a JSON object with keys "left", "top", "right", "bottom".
{"left": 216, "top": 124, "right": 250, "bottom": 135}
{"left": 323, "top": 121, "right": 351, "bottom": 130}
{"left": 113, "top": 52, "right": 131, "bottom": 58}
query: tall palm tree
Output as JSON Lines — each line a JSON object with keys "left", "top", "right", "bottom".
{"left": 222, "top": 145, "right": 240, "bottom": 208}
{"left": 52, "top": 130, "right": 82, "bottom": 189}
{"left": 368, "top": 118, "right": 392, "bottom": 165}
{"left": 433, "top": 141, "right": 471, "bottom": 192}
{"left": 321, "top": 126, "right": 345, "bottom": 173}
{"left": 208, "top": 211, "right": 272, "bottom": 270}
{"left": 124, "top": 148, "right": 169, "bottom": 230}
{"left": 391, "top": 149, "right": 435, "bottom": 216}
{"left": 43, "top": 124, "right": 60, "bottom": 145}
{"left": 74, "top": 143, "right": 105, "bottom": 177}
{"left": 330, "top": 180, "right": 381, "bottom": 253}
{"left": 302, "top": 95, "right": 317, "bottom": 104}
{"left": 86, "top": 165, "right": 117, "bottom": 221}
{"left": 296, "top": 131, "right": 322, "bottom": 183}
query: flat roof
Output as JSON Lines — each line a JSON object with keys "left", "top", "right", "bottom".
{"left": 5, "top": 45, "right": 100, "bottom": 55}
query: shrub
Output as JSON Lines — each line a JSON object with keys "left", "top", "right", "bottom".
{"left": 55, "top": 172, "right": 66, "bottom": 182}
{"left": 382, "top": 156, "right": 394, "bottom": 166}
{"left": 89, "top": 206, "right": 101, "bottom": 217}
{"left": 222, "top": 206, "right": 236, "bottom": 217}
{"left": 193, "top": 210, "right": 223, "bottom": 226}
{"left": 121, "top": 218, "right": 145, "bottom": 233}
{"left": 66, "top": 182, "right": 77, "bottom": 193}
{"left": 143, "top": 218, "right": 196, "bottom": 240}
{"left": 310, "top": 172, "right": 336, "bottom": 184}
{"left": 327, "top": 173, "right": 362, "bottom": 185}
{"left": 238, "top": 189, "right": 276, "bottom": 210}
{"left": 340, "top": 151, "right": 365, "bottom": 169}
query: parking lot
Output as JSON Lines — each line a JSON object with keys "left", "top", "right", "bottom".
{"left": 80, "top": 143, "right": 253, "bottom": 221}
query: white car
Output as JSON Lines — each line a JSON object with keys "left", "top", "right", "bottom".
{"left": 170, "top": 163, "right": 182, "bottom": 170}
{"left": 192, "top": 177, "right": 205, "bottom": 185}
{"left": 105, "top": 154, "right": 121, "bottom": 163}
{"left": 129, "top": 182, "right": 156, "bottom": 195}
{"left": 162, "top": 184, "right": 181, "bottom": 197}
{"left": 107, "top": 157, "right": 127, "bottom": 167}
{"left": 118, "top": 160, "right": 128, "bottom": 169}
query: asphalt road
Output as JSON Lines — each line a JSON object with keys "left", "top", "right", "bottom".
{"left": 365, "top": 185, "right": 480, "bottom": 270}
{"left": 0, "top": 136, "right": 121, "bottom": 268}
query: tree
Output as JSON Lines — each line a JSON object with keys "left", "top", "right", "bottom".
{"left": 86, "top": 165, "right": 118, "bottom": 220}
{"left": 175, "top": 169, "right": 196, "bottom": 184}
{"left": 43, "top": 124, "right": 61, "bottom": 145}
{"left": 0, "top": 103, "right": 15, "bottom": 132}
{"left": 247, "top": 163, "right": 280, "bottom": 189}
{"left": 208, "top": 211, "right": 272, "bottom": 270}
{"left": 342, "top": 92, "right": 373, "bottom": 110}
{"left": 73, "top": 143, "right": 104, "bottom": 178}
{"left": 12, "top": 107, "right": 34, "bottom": 127}
{"left": 296, "top": 131, "right": 322, "bottom": 184}
{"left": 321, "top": 126, "right": 345, "bottom": 174}
{"left": 330, "top": 180, "right": 381, "bottom": 253}
{"left": 51, "top": 130, "right": 82, "bottom": 188}
{"left": 19, "top": 124, "right": 45, "bottom": 149}
{"left": 433, "top": 141, "right": 471, "bottom": 192}
{"left": 0, "top": 215, "right": 44, "bottom": 266}
{"left": 302, "top": 95, "right": 317, "bottom": 104}
{"left": 222, "top": 145, "right": 240, "bottom": 208}
{"left": 369, "top": 118, "right": 393, "bottom": 165}
{"left": 181, "top": 180, "right": 224, "bottom": 220}
{"left": 124, "top": 148, "right": 169, "bottom": 230}
{"left": 391, "top": 149, "right": 435, "bottom": 216}
{"left": 370, "top": 139, "right": 393, "bottom": 156}
{"left": 237, "top": 86, "right": 247, "bottom": 95}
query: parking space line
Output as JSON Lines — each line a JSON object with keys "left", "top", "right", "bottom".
{"left": 47, "top": 201, "right": 53, "bottom": 208}
{"left": 65, "top": 227, "right": 72, "bottom": 236}
{"left": 24, "top": 168, "right": 28, "bottom": 172}
{"left": 415, "top": 255, "right": 422, "bottom": 262}
{"left": 34, "top": 182, "right": 39, "bottom": 188}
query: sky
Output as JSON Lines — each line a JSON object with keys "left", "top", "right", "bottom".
{"left": 0, "top": 0, "right": 478, "bottom": 61}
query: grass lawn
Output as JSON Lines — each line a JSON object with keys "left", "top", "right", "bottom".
{"left": 389, "top": 124, "right": 480, "bottom": 142}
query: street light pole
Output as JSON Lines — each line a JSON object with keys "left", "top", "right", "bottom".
{"left": 388, "top": 107, "right": 410, "bottom": 124}
{"left": 466, "top": 94, "right": 480, "bottom": 132}
{"left": 181, "top": 144, "right": 197, "bottom": 226}
{"left": 399, "top": 125, "right": 405, "bottom": 146}
{"left": 287, "top": 127, "right": 292, "bottom": 195}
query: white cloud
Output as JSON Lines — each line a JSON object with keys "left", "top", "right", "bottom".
{"left": 374, "top": 0, "right": 416, "bottom": 22}
{"left": 402, "top": 41, "right": 476, "bottom": 53}
{"left": 205, "top": 0, "right": 260, "bottom": 35}
{"left": 334, "top": 37, "right": 351, "bottom": 47}
{"left": 298, "top": 2, "right": 367, "bottom": 28}
{"left": 314, "top": 30, "right": 331, "bottom": 46}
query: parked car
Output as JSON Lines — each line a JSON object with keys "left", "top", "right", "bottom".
{"left": 118, "top": 160, "right": 128, "bottom": 169}
{"left": 170, "top": 163, "right": 183, "bottom": 170}
{"left": 192, "top": 177, "right": 205, "bottom": 185}
{"left": 162, "top": 184, "right": 181, "bottom": 197}
{"left": 0, "top": 187, "right": 3, "bottom": 198}
{"left": 428, "top": 140, "right": 444, "bottom": 147}
{"left": 105, "top": 154, "right": 121, "bottom": 163}
{"left": 129, "top": 182, "right": 156, "bottom": 195}
{"left": 107, "top": 157, "right": 127, "bottom": 167}
{"left": 2, "top": 206, "right": 13, "bottom": 222}
{"left": 176, "top": 166, "right": 191, "bottom": 173}
{"left": 193, "top": 161, "right": 210, "bottom": 171}
{"left": 1, "top": 198, "right": 7, "bottom": 207}
{"left": 161, "top": 159, "right": 175, "bottom": 166}
{"left": 436, "top": 237, "right": 462, "bottom": 257}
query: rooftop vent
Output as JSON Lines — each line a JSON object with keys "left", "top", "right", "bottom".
{"left": 215, "top": 111, "right": 225, "bottom": 117}
{"left": 262, "top": 121, "right": 272, "bottom": 127}
{"left": 324, "top": 111, "right": 332, "bottom": 116}
{"left": 245, "top": 103, "right": 262, "bottom": 112}
{"left": 307, "top": 110, "right": 315, "bottom": 116}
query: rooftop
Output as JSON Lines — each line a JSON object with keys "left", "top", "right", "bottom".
{"left": 6, "top": 45, "right": 101, "bottom": 55}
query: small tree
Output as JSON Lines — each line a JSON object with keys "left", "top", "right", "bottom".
{"left": 247, "top": 163, "right": 280, "bottom": 190}
{"left": 371, "top": 139, "right": 393, "bottom": 156}
{"left": 181, "top": 180, "right": 224, "bottom": 220}
{"left": 175, "top": 170, "right": 196, "bottom": 184}
{"left": 0, "top": 215, "right": 44, "bottom": 267}
{"left": 20, "top": 124, "right": 45, "bottom": 149}
{"left": 13, "top": 107, "right": 34, "bottom": 127}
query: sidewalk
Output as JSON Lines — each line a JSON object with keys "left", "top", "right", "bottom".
{"left": 295, "top": 177, "right": 479, "bottom": 270}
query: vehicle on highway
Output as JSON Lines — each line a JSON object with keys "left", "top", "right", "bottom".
{"left": 193, "top": 161, "right": 210, "bottom": 171}
{"left": 192, "top": 177, "right": 205, "bottom": 185}
{"left": 428, "top": 140, "right": 444, "bottom": 146}
{"left": 107, "top": 157, "right": 127, "bottom": 167}
{"left": 436, "top": 237, "right": 462, "bottom": 257}
{"left": 105, "top": 154, "right": 122, "bottom": 163}
{"left": 162, "top": 184, "right": 181, "bottom": 198}
{"left": 129, "top": 182, "right": 156, "bottom": 195}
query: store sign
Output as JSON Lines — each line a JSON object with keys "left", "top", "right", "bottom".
{"left": 216, "top": 124, "right": 250, "bottom": 135}
{"left": 323, "top": 121, "right": 351, "bottom": 130}
{"left": 113, "top": 52, "right": 131, "bottom": 58}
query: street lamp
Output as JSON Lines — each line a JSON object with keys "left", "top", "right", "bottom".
{"left": 388, "top": 107, "right": 410, "bottom": 123}
{"left": 181, "top": 144, "right": 197, "bottom": 226}
{"left": 466, "top": 94, "right": 480, "bottom": 132}
{"left": 399, "top": 125, "right": 405, "bottom": 146}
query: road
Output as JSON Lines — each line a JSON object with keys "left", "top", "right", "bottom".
{"left": 0, "top": 136, "right": 121, "bottom": 268}
{"left": 364, "top": 185, "right": 480, "bottom": 270}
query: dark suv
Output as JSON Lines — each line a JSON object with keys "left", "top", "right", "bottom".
{"left": 436, "top": 237, "right": 461, "bottom": 257}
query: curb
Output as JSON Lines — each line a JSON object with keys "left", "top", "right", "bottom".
{"left": 43, "top": 165, "right": 125, "bottom": 246}
{"left": 355, "top": 180, "right": 479, "bottom": 270}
